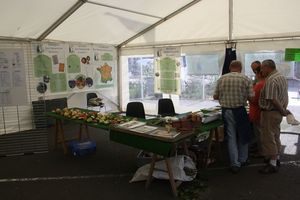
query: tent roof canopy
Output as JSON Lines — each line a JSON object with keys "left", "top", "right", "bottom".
{"left": 1, "top": 0, "right": 300, "bottom": 47}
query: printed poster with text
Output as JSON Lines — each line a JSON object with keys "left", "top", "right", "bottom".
{"left": 93, "top": 45, "right": 115, "bottom": 88}
{"left": 154, "top": 47, "right": 181, "bottom": 95}
{"left": 67, "top": 44, "right": 93, "bottom": 91}
{"left": 32, "top": 42, "right": 67, "bottom": 93}
{"left": 0, "top": 49, "right": 27, "bottom": 106}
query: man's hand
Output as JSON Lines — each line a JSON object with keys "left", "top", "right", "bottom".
{"left": 272, "top": 99, "right": 289, "bottom": 116}
{"left": 281, "top": 109, "right": 289, "bottom": 116}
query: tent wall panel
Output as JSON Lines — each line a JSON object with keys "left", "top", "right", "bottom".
{"left": 0, "top": 40, "right": 118, "bottom": 155}
{"left": 0, "top": 129, "right": 48, "bottom": 156}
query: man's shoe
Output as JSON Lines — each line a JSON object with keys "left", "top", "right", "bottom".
{"left": 229, "top": 166, "right": 240, "bottom": 174}
{"left": 259, "top": 164, "right": 278, "bottom": 174}
{"left": 263, "top": 159, "right": 281, "bottom": 167}
{"left": 277, "top": 159, "right": 281, "bottom": 167}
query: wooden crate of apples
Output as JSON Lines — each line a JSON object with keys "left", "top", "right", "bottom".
{"left": 171, "top": 112, "right": 202, "bottom": 133}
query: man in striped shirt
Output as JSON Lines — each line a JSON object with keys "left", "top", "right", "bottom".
{"left": 259, "top": 59, "right": 289, "bottom": 174}
{"left": 214, "top": 60, "right": 253, "bottom": 174}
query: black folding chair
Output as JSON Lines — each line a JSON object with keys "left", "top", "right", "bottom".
{"left": 158, "top": 98, "right": 176, "bottom": 117}
{"left": 126, "top": 102, "right": 145, "bottom": 119}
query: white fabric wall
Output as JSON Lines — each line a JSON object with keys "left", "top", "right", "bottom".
{"left": 233, "top": 0, "right": 300, "bottom": 40}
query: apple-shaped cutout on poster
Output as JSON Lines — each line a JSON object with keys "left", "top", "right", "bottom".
{"left": 37, "top": 82, "right": 47, "bottom": 94}
{"left": 86, "top": 77, "right": 93, "bottom": 87}
{"left": 68, "top": 80, "right": 76, "bottom": 89}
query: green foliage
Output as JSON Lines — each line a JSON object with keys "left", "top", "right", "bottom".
{"left": 129, "top": 82, "right": 141, "bottom": 99}
{"left": 180, "top": 79, "right": 203, "bottom": 100}
{"left": 178, "top": 179, "right": 208, "bottom": 200}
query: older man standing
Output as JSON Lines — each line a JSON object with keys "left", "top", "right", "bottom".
{"left": 259, "top": 59, "right": 289, "bottom": 174}
{"left": 214, "top": 60, "right": 253, "bottom": 173}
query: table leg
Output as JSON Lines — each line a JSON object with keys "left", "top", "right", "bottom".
{"left": 205, "top": 129, "right": 214, "bottom": 168}
{"left": 182, "top": 140, "right": 189, "bottom": 156}
{"left": 79, "top": 124, "right": 82, "bottom": 140}
{"left": 55, "top": 119, "right": 68, "bottom": 154}
{"left": 165, "top": 158, "right": 178, "bottom": 197}
{"left": 79, "top": 124, "right": 90, "bottom": 140}
{"left": 214, "top": 127, "right": 222, "bottom": 160}
{"left": 85, "top": 124, "right": 90, "bottom": 138}
{"left": 54, "top": 120, "right": 58, "bottom": 148}
{"left": 145, "top": 154, "right": 157, "bottom": 189}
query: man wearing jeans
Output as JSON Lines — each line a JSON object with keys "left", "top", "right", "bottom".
{"left": 214, "top": 60, "right": 253, "bottom": 173}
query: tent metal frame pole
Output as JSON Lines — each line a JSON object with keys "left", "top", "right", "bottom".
{"left": 121, "top": 35, "right": 300, "bottom": 50}
{"left": 228, "top": 0, "right": 233, "bottom": 42}
{"left": 117, "top": 0, "right": 202, "bottom": 48}
{"left": 121, "top": 39, "right": 228, "bottom": 49}
{"left": 87, "top": 1, "right": 162, "bottom": 19}
{"left": 0, "top": 36, "right": 31, "bottom": 42}
{"left": 116, "top": 46, "right": 122, "bottom": 111}
{"left": 37, "top": 0, "right": 87, "bottom": 41}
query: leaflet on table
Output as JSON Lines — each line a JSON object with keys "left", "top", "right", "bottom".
{"left": 131, "top": 125, "right": 158, "bottom": 133}
{"left": 117, "top": 121, "right": 146, "bottom": 129}
{"left": 149, "top": 129, "right": 180, "bottom": 138}
{"left": 202, "top": 112, "right": 221, "bottom": 124}
{"left": 115, "top": 112, "right": 156, "bottom": 120}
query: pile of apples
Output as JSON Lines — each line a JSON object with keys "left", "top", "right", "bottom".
{"left": 52, "top": 108, "right": 129, "bottom": 125}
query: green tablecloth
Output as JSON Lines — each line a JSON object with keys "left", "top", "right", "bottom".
{"left": 46, "top": 111, "right": 111, "bottom": 130}
{"left": 47, "top": 108, "right": 224, "bottom": 157}
{"left": 110, "top": 126, "right": 195, "bottom": 157}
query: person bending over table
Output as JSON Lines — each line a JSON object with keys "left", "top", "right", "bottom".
{"left": 213, "top": 60, "right": 253, "bottom": 174}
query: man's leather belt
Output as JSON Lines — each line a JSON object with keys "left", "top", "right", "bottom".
{"left": 261, "top": 109, "right": 278, "bottom": 111}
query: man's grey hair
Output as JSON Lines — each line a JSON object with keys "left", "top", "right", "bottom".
{"left": 262, "top": 59, "right": 276, "bottom": 69}
{"left": 230, "top": 60, "right": 242, "bottom": 68}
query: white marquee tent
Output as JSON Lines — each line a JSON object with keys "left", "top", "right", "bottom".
{"left": 1, "top": 0, "right": 300, "bottom": 47}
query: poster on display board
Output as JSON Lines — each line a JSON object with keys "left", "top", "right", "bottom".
{"left": 32, "top": 42, "right": 67, "bottom": 93}
{"left": 32, "top": 42, "right": 116, "bottom": 95}
{"left": 93, "top": 44, "right": 115, "bottom": 88}
{"left": 154, "top": 47, "right": 181, "bottom": 95}
{"left": 0, "top": 49, "right": 27, "bottom": 106}
{"left": 67, "top": 44, "right": 94, "bottom": 91}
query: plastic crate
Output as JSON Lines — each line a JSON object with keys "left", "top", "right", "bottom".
{"left": 68, "top": 140, "right": 96, "bottom": 156}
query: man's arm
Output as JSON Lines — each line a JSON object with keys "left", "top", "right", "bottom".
{"left": 272, "top": 99, "right": 289, "bottom": 116}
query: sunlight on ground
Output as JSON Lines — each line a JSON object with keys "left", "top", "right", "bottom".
{"left": 281, "top": 134, "right": 299, "bottom": 155}
{"left": 281, "top": 91, "right": 300, "bottom": 133}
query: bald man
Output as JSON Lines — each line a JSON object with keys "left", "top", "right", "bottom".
{"left": 214, "top": 60, "right": 253, "bottom": 174}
